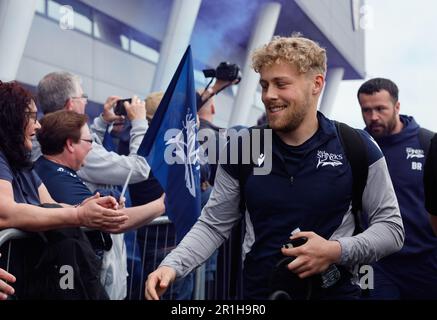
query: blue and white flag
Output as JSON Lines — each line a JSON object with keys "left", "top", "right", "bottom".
{"left": 102, "top": 125, "right": 116, "bottom": 152}
{"left": 137, "top": 46, "right": 201, "bottom": 242}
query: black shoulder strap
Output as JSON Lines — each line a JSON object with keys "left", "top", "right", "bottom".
{"left": 419, "top": 127, "right": 435, "bottom": 156}
{"left": 335, "top": 122, "right": 369, "bottom": 234}
{"left": 231, "top": 124, "right": 267, "bottom": 298}
{"left": 238, "top": 124, "right": 268, "bottom": 214}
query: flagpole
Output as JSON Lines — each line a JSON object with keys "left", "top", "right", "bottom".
{"left": 119, "top": 167, "right": 134, "bottom": 202}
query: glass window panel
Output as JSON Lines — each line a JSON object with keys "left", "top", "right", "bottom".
{"left": 35, "top": 0, "right": 46, "bottom": 14}
{"left": 131, "top": 29, "right": 160, "bottom": 52}
{"left": 74, "top": 12, "right": 92, "bottom": 34}
{"left": 131, "top": 39, "right": 159, "bottom": 62}
{"left": 93, "top": 10, "right": 130, "bottom": 49}
{"left": 93, "top": 21, "right": 101, "bottom": 38}
{"left": 120, "top": 35, "right": 130, "bottom": 51}
{"left": 47, "top": 0, "right": 62, "bottom": 21}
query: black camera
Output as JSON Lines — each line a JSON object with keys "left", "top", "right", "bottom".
{"left": 114, "top": 98, "right": 132, "bottom": 116}
{"left": 270, "top": 236, "right": 311, "bottom": 300}
{"left": 203, "top": 62, "right": 241, "bottom": 82}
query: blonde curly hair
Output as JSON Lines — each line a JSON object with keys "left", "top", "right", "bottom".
{"left": 252, "top": 34, "right": 327, "bottom": 75}
{"left": 145, "top": 91, "right": 164, "bottom": 121}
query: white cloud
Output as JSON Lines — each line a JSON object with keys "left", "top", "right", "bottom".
{"left": 332, "top": 0, "right": 437, "bottom": 131}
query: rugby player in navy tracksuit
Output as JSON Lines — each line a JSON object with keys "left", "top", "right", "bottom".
{"left": 145, "top": 36, "right": 405, "bottom": 300}
{"left": 358, "top": 78, "right": 437, "bottom": 299}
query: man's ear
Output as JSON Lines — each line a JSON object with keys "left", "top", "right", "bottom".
{"left": 66, "top": 138, "right": 75, "bottom": 153}
{"left": 64, "top": 98, "right": 74, "bottom": 111}
{"left": 211, "top": 103, "right": 216, "bottom": 115}
{"left": 394, "top": 101, "right": 401, "bottom": 114}
{"left": 312, "top": 74, "right": 325, "bottom": 95}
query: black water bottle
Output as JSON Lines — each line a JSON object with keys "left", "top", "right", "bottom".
{"left": 289, "top": 228, "right": 340, "bottom": 289}
{"left": 320, "top": 264, "right": 341, "bottom": 288}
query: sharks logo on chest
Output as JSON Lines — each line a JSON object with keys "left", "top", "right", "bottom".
{"left": 316, "top": 150, "right": 343, "bottom": 169}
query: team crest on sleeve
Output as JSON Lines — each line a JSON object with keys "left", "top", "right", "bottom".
{"left": 316, "top": 150, "right": 343, "bottom": 169}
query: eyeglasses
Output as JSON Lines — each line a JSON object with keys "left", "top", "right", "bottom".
{"left": 80, "top": 138, "right": 93, "bottom": 144}
{"left": 71, "top": 93, "right": 88, "bottom": 101}
{"left": 25, "top": 111, "right": 38, "bottom": 124}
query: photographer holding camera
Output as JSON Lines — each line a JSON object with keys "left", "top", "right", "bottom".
{"left": 197, "top": 62, "right": 241, "bottom": 110}
{"left": 197, "top": 62, "right": 241, "bottom": 187}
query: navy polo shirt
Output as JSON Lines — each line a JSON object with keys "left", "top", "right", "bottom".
{"left": 34, "top": 156, "right": 92, "bottom": 205}
{"left": 34, "top": 156, "right": 113, "bottom": 252}
{"left": 0, "top": 151, "right": 41, "bottom": 205}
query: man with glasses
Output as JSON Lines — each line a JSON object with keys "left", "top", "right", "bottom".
{"left": 70, "top": 93, "right": 88, "bottom": 111}
{"left": 33, "top": 71, "right": 150, "bottom": 300}
{"left": 62, "top": 86, "right": 88, "bottom": 115}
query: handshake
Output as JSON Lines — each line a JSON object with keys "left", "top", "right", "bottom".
{"left": 75, "top": 192, "right": 166, "bottom": 234}
{"left": 74, "top": 192, "right": 128, "bottom": 233}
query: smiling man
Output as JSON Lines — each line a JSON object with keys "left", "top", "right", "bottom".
{"left": 145, "top": 35, "right": 404, "bottom": 300}
{"left": 357, "top": 78, "right": 437, "bottom": 299}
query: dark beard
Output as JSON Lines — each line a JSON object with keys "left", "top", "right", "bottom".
{"left": 385, "top": 114, "right": 398, "bottom": 135}
{"left": 377, "top": 114, "right": 398, "bottom": 137}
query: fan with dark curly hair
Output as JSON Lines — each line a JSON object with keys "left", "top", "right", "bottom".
{"left": 0, "top": 81, "right": 131, "bottom": 300}
{"left": 0, "top": 81, "right": 36, "bottom": 170}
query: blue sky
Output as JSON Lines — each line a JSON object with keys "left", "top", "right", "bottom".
{"left": 332, "top": 0, "right": 437, "bottom": 131}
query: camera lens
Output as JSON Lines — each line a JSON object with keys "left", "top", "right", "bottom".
{"left": 114, "top": 98, "right": 131, "bottom": 116}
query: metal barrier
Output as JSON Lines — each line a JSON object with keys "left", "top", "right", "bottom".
{"left": 126, "top": 216, "right": 204, "bottom": 300}
{"left": 0, "top": 217, "right": 245, "bottom": 300}
{"left": 126, "top": 216, "right": 244, "bottom": 300}
{"left": 203, "top": 220, "right": 245, "bottom": 300}
{"left": 0, "top": 228, "right": 33, "bottom": 273}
